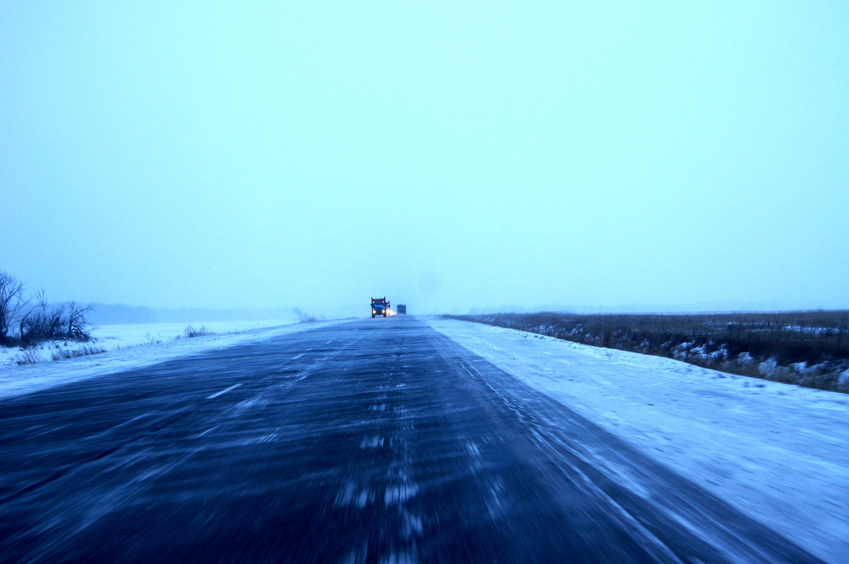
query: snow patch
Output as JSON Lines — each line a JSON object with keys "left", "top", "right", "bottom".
{"left": 360, "top": 436, "right": 385, "bottom": 448}
{"left": 0, "top": 319, "right": 348, "bottom": 399}
{"left": 838, "top": 369, "right": 849, "bottom": 393}
{"left": 424, "top": 317, "right": 849, "bottom": 562}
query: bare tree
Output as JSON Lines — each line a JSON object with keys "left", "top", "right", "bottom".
{"left": 1, "top": 274, "right": 93, "bottom": 346}
{"left": 20, "top": 290, "right": 59, "bottom": 345}
{"left": 0, "top": 271, "right": 26, "bottom": 345}
{"left": 66, "top": 302, "right": 93, "bottom": 342}
{"left": 19, "top": 291, "right": 93, "bottom": 345}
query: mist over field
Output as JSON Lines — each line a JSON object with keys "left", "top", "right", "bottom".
{"left": 83, "top": 303, "right": 305, "bottom": 325}
{"left": 2, "top": 2, "right": 847, "bottom": 317}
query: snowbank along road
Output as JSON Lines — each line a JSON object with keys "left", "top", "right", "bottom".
{"left": 0, "top": 317, "right": 825, "bottom": 562}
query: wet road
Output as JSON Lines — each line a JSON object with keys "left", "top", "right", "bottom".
{"left": 0, "top": 317, "right": 818, "bottom": 562}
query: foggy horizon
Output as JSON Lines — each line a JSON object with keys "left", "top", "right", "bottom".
{"left": 3, "top": 3, "right": 847, "bottom": 318}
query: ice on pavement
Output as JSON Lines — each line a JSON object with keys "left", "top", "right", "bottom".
{"left": 0, "top": 319, "right": 347, "bottom": 400}
{"left": 425, "top": 317, "right": 849, "bottom": 562}
{"left": 3, "top": 315, "right": 847, "bottom": 560}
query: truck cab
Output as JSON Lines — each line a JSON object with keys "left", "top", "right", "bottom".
{"left": 371, "top": 297, "right": 390, "bottom": 318}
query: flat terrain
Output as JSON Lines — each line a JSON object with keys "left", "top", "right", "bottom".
{"left": 0, "top": 317, "right": 822, "bottom": 562}
{"left": 451, "top": 311, "right": 849, "bottom": 392}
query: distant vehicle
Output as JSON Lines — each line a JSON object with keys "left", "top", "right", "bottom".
{"left": 397, "top": 304, "right": 407, "bottom": 315}
{"left": 371, "top": 297, "right": 390, "bottom": 318}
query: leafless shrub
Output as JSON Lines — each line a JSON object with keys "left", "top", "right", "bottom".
{"left": 64, "top": 302, "right": 93, "bottom": 341}
{"left": 294, "top": 308, "right": 319, "bottom": 323}
{"left": 1, "top": 273, "right": 93, "bottom": 348}
{"left": 184, "top": 325, "right": 213, "bottom": 338}
{"left": 19, "top": 291, "right": 93, "bottom": 345}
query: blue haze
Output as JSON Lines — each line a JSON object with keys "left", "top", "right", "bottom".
{"left": 2, "top": 2, "right": 848, "bottom": 317}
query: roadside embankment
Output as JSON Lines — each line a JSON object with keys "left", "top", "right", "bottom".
{"left": 446, "top": 311, "right": 849, "bottom": 393}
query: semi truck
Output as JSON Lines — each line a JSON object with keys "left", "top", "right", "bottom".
{"left": 371, "top": 297, "right": 390, "bottom": 318}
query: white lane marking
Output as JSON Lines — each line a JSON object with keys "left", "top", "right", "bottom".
{"left": 192, "top": 425, "right": 219, "bottom": 439}
{"left": 292, "top": 353, "right": 305, "bottom": 360}
{"left": 326, "top": 340, "right": 334, "bottom": 344}
{"left": 207, "top": 383, "right": 242, "bottom": 399}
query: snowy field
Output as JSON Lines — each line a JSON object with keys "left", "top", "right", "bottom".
{"left": 89, "top": 320, "right": 297, "bottom": 348}
{"left": 424, "top": 317, "right": 849, "bottom": 562}
{"left": 0, "top": 319, "right": 348, "bottom": 399}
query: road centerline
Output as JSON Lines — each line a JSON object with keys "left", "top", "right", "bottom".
{"left": 207, "top": 383, "right": 242, "bottom": 399}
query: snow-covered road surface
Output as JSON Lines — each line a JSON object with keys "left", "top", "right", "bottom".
{"left": 0, "top": 317, "right": 838, "bottom": 562}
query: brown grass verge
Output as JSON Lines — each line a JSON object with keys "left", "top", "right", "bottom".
{"left": 447, "top": 311, "right": 849, "bottom": 393}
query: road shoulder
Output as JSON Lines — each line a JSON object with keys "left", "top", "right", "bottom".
{"left": 0, "top": 320, "right": 351, "bottom": 400}
{"left": 424, "top": 316, "right": 849, "bottom": 562}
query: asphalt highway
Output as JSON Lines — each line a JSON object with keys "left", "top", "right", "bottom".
{"left": 0, "top": 317, "right": 818, "bottom": 563}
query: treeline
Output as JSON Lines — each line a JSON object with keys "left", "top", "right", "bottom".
{"left": 0, "top": 270, "right": 92, "bottom": 347}
{"left": 448, "top": 311, "right": 849, "bottom": 393}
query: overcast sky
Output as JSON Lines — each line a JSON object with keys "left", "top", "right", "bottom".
{"left": 2, "top": 2, "right": 847, "bottom": 317}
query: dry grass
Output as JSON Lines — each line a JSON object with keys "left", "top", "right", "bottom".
{"left": 448, "top": 311, "right": 849, "bottom": 393}
{"left": 14, "top": 348, "right": 41, "bottom": 365}
{"left": 183, "top": 325, "right": 214, "bottom": 338}
{"left": 50, "top": 345, "right": 106, "bottom": 361}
